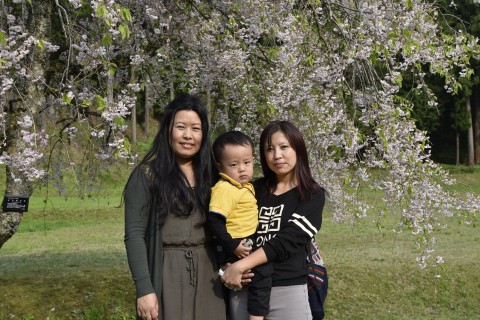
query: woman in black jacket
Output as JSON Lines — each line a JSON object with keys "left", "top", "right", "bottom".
{"left": 223, "top": 120, "right": 325, "bottom": 320}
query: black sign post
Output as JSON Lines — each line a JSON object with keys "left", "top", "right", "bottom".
{"left": 2, "top": 195, "right": 29, "bottom": 212}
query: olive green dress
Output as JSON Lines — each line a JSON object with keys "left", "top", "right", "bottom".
{"left": 160, "top": 207, "right": 226, "bottom": 320}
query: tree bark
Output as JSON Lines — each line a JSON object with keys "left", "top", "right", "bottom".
{"left": 130, "top": 66, "right": 137, "bottom": 145}
{"left": 0, "top": 108, "right": 25, "bottom": 248}
{"left": 0, "top": 0, "right": 54, "bottom": 249}
{"left": 206, "top": 89, "right": 212, "bottom": 124}
{"left": 170, "top": 78, "right": 175, "bottom": 101}
{"left": 144, "top": 83, "right": 150, "bottom": 139}
{"left": 466, "top": 98, "right": 475, "bottom": 166}
{"left": 472, "top": 84, "right": 480, "bottom": 164}
{"left": 456, "top": 130, "right": 460, "bottom": 166}
{"left": 131, "top": 105, "right": 137, "bottom": 145}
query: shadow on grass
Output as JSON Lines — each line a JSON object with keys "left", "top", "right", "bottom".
{"left": 0, "top": 251, "right": 136, "bottom": 320}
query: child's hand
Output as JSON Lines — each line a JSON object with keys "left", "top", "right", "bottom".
{"left": 234, "top": 239, "right": 252, "bottom": 258}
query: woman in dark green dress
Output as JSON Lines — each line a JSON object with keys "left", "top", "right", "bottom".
{"left": 124, "top": 93, "right": 226, "bottom": 320}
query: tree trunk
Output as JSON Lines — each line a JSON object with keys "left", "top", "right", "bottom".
{"left": 130, "top": 66, "right": 137, "bottom": 145}
{"left": 472, "top": 84, "right": 480, "bottom": 164}
{"left": 456, "top": 130, "right": 460, "bottom": 166}
{"left": 131, "top": 105, "right": 137, "bottom": 144}
{"left": 0, "top": 0, "right": 54, "bottom": 249}
{"left": 206, "top": 89, "right": 212, "bottom": 123}
{"left": 466, "top": 98, "right": 475, "bottom": 166}
{"left": 170, "top": 78, "right": 175, "bottom": 101}
{"left": 144, "top": 83, "right": 150, "bottom": 139}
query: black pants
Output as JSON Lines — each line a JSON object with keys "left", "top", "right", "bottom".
{"left": 247, "top": 262, "right": 274, "bottom": 316}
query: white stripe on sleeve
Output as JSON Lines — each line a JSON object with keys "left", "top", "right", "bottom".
{"left": 288, "top": 213, "right": 318, "bottom": 237}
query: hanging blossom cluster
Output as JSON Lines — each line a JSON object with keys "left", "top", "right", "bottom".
{"left": 147, "top": 0, "right": 480, "bottom": 267}
{"left": 71, "top": 36, "right": 107, "bottom": 71}
{"left": 0, "top": 116, "right": 48, "bottom": 182}
{"left": 59, "top": 0, "right": 136, "bottom": 163}
{"left": 0, "top": 12, "right": 57, "bottom": 184}
{"left": 100, "top": 90, "right": 136, "bottom": 161}
{"left": 0, "top": 13, "right": 45, "bottom": 105}
{"left": 90, "top": 0, "right": 126, "bottom": 36}
{"left": 68, "top": 0, "right": 83, "bottom": 9}
{"left": 0, "top": 0, "right": 137, "bottom": 194}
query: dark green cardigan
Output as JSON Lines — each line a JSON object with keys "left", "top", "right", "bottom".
{"left": 124, "top": 166, "right": 163, "bottom": 298}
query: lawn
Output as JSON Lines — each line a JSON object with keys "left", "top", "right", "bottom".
{"left": 0, "top": 168, "right": 479, "bottom": 319}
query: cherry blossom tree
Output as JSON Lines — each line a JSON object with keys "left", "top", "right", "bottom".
{"left": 0, "top": 0, "right": 136, "bottom": 247}
{"left": 0, "top": 0, "right": 479, "bottom": 269}
{"left": 176, "top": 0, "right": 480, "bottom": 269}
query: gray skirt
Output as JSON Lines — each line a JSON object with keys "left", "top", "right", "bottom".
{"left": 229, "top": 284, "right": 311, "bottom": 320}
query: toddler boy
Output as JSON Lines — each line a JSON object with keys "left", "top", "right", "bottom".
{"left": 207, "top": 131, "right": 271, "bottom": 320}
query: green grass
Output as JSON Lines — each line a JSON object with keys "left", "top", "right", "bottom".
{"left": 318, "top": 211, "right": 480, "bottom": 319}
{"left": 0, "top": 167, "right": 479, "bottom": 319}
{"left": 0, "top": 200, "right": 134, "bottom": 320}
{"left": 437, "top": 164, "right": 480, "bottom": 194}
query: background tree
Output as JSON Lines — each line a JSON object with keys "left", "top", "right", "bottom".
{"left": 417, "top": 0, "right": 480, "bottom": 165}
{"left": 0, "top": 0, "right": 136, "bottom": 247}
{"left": 0, "top": 0, "right": 479, "bottom": 268}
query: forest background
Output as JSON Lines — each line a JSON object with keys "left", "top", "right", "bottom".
{"left": 1, "top": 0, "right": 480, "bottom": 319}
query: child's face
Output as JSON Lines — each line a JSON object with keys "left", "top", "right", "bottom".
{"left": 217, "top": 144, "right": 254, "bottom": 184}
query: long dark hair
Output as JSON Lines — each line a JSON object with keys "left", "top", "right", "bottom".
{"left": 259, "top": 120, "right": 320, "bottom": 201}
{"left": 136, "top": 93, "right": 215, "bottom": 224}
